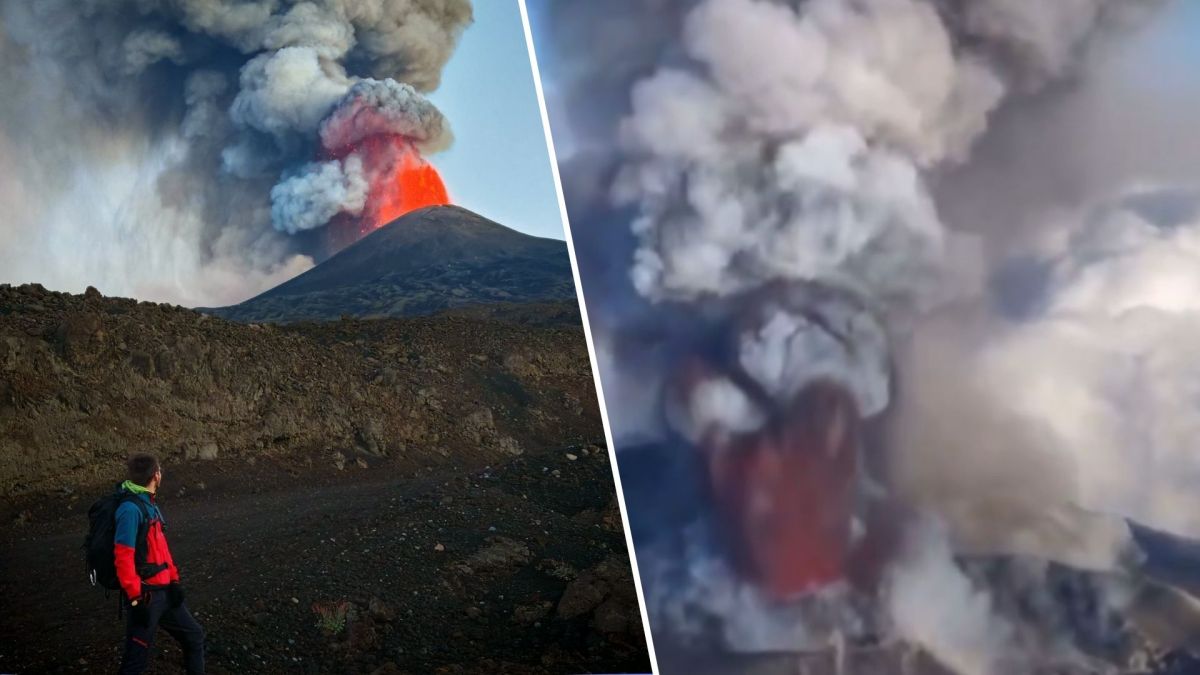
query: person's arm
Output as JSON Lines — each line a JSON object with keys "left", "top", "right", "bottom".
{"left": 159, "top": 506, "right": 181, "bottom": 583}
{"left": 113, "top": 502, "right": 143, "bottom": 601}
{"left": 167, "top": 547, "right": 180, "bottom": 583}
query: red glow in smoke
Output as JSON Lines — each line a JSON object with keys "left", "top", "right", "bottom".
{"left": 320, "top": 138, "right": 450, "bottom": 254}
{"left": 368, "top": 142, "right": 450, "bottom": 229}
{"left": 677, "top": 356, "right": 865, "bottom": 601}
{"left": 322, "top": 102, "right": 451, "bottom": 244}
{"left": 329, "top": 134, "right": 450, "bottom": 238}
{"left": 707, "top": 381, "right": 860, "bottom": 600}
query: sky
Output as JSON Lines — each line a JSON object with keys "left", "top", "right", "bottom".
{"left": 428, "top": 1, "right": 565, "bottom": 241}
{"left": 1142, "top": 0, "right": 1200, "bottom": 76}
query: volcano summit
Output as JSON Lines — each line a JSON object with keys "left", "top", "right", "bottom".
{"left": 205, "top": 205, "right": 577, "bottom": 324}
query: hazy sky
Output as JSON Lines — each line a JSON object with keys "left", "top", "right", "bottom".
{"left": 428, "top": 1, "right": 565, "bottom": 241}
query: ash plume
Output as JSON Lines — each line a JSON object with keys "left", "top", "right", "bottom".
{"left": 320, "top": 78, "right": 453, "bottom": 154}
{"left": 0, "top": 0, "right": 472, "bottom": 306}
{"left": 534, "top": 0, "right": 1197, "bottom": 671}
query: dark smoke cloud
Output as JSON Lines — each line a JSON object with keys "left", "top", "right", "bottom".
{"left": 0, "top": 0, "right": 471, "bottom": 306}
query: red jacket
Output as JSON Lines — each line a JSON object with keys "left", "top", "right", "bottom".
{"left": 113, "top": 484, "right": 180, "bottom": 600}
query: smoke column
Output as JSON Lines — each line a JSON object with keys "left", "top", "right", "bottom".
{"left": 0, "top": 0, "right": 470, "bottom": 306}
{"left": 533, "top": 0, "right": 1200, "bottom": 671}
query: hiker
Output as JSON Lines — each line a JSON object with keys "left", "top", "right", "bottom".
{"left": 114, "top": 453, "right": 205, "bottom": 674}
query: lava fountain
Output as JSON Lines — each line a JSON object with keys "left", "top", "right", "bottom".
{"left": 310, "top": 80, "right": 454, "bottom": 253}
{"left": 331, "top": 133, "right": 450, "bottom": 236}
{"left": 372, "top": 146, "right": 450, "bottom": 229}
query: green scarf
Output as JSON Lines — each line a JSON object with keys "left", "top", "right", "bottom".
{"left": 122, "top": 479, "right": 151, "bottom": 495}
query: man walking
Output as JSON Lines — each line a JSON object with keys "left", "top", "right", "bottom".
{"left": 115, "top": 453, "right": 205, "bottom": 674}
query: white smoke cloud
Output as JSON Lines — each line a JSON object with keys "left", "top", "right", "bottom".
{"left": 682, "top": 0, "right": 1004, "bottom": 164}
{"left": 271, "top": 154, "right": 370, "bottom": 234}
{"left": 887, "top": 520, "right": 1016, "bottom": 675}
{"left": 928, "top": 194, "right": 1200, "bottom": 538}
{"left": 229, "top": 47, "right": 353, "bottom": 142}
{"left": 620, "top": 121, "right": 950, "bottom": 312}
{"left": 882, "top": 192, "right": 1200, "bottom": 673}
{"left": 614, "top": 0, "right": 1154, "bottom": 323}
{"left": 666, "top": 374, "right": 767, "bottom": 446}
{"left": 735, "top": 283, "right": 891, "bottom": 417}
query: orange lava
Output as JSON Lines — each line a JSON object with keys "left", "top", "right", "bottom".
{"left": 326, "top": 132, "right": 451, "bottom": 241}
{"left": 369, "top": 149, "right": 449, "bottom": 229}
{"left": 676, "top": 355, "right": 863, "bottom": 601}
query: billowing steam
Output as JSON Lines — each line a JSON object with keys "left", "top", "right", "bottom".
{"left": 0, "top": 0, "right": 470, "bottom": 306}
{"left": 271, "top": 153, "right": 369, "bottom": 234}
{"left": 535, "top": 0, "right": 1197, "bottom": 671}
{"left": 898, "top": 189, "right": 1200, "bottom": 540}
{"left": 612, "top": 0, "right": 1153, "bottom": 317}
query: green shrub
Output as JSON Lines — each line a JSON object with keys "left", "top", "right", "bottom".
{"left": 311, "top": 600, "right": 350, "bottom": 634}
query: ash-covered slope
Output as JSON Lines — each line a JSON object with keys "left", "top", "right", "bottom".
{"left": 205, "top": 205, "right": 577, "bottom": 323}
{"left": 0, "top": 283, "right": 600, "bottom": 496}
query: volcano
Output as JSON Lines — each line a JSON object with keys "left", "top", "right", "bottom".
{"left": 206, "top": 205, "right": 576, "bottom": 323}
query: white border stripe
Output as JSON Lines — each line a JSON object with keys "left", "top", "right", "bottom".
{"left": 516, "top": 2, "right": 660, "bottom": 673}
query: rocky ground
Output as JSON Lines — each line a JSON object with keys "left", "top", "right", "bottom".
{"left": 0, "top": 283, "right": 599, "bottom": 496}
{"left": 0, "top": 283, "right": 650, "bottom": 674}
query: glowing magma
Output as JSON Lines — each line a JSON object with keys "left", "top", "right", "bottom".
{"left": 361, "top": 137, "right": 449, "bottom": 230}
{"left": 328, "top": 133, "right": 450, "bottom": 238}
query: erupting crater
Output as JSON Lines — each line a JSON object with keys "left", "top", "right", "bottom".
{"left": 334, "top": 135, "right": 450, "bottom": 235}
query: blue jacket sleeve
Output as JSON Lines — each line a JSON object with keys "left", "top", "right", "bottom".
{"left": 114, "top": 500, "right": 142, "bottom": 549}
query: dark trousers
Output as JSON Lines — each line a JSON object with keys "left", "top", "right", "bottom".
{"left": 118, "top": 589, "right": 205, "bottom": 674}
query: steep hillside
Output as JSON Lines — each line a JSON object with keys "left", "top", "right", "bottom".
{"left": 0, "top": 283, "right": 597, "bottom": 496}
{"left": 205, "top": 205, "right": 577, "bottom": 323}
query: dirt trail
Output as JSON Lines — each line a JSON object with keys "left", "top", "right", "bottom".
{"left": 0, "top": 445, "right": 650, "bottom": 674}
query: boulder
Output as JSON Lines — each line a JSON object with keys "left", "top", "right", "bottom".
{"left": 557, "top": 574, "right": 608, "bottom": 620}
{"left": 459, "top": 537, "right": 532, "bottom": 575}
{"left": 356, "top": 419, "right": 386, "bottom": 457}
{"left": 128, "top": 350, "right": 155, "bottom": 378}
{"left": 184, "top": 442, "right": 220, "bottom": 461}
{"left": 55, "top": 312, "right": 104, "bottom": 362}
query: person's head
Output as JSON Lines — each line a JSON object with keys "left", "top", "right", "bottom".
{"left": 127, "top": 453, "right": 162, "bottom": 493}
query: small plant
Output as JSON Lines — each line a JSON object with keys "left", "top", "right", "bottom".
{"left": 311, "top": 600, "right": 350, "bottom": 634}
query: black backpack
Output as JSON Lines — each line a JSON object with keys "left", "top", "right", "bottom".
{"left": 84, "top": 485, "right": 151, "bottom": 591}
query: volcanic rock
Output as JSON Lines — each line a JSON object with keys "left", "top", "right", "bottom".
{"left": 368, "top": 598, "right": 395, "bottom": 623}
{"left": 458, "top": 537, "right": 532, "bottom": 576}
{"left": 183, "top": 442, "right": 220, "bottom": 462}
{"left": 0, "top": 283, "right": 599, "bottom": 496}
{"left": 556, "top": 554, "right": 641, "bottom": 634}
{"left": 355, "top": 419, "right": 386, "bottom": 457}
{"left": 512, "top": 601, "right": 553, "bottom": 625}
